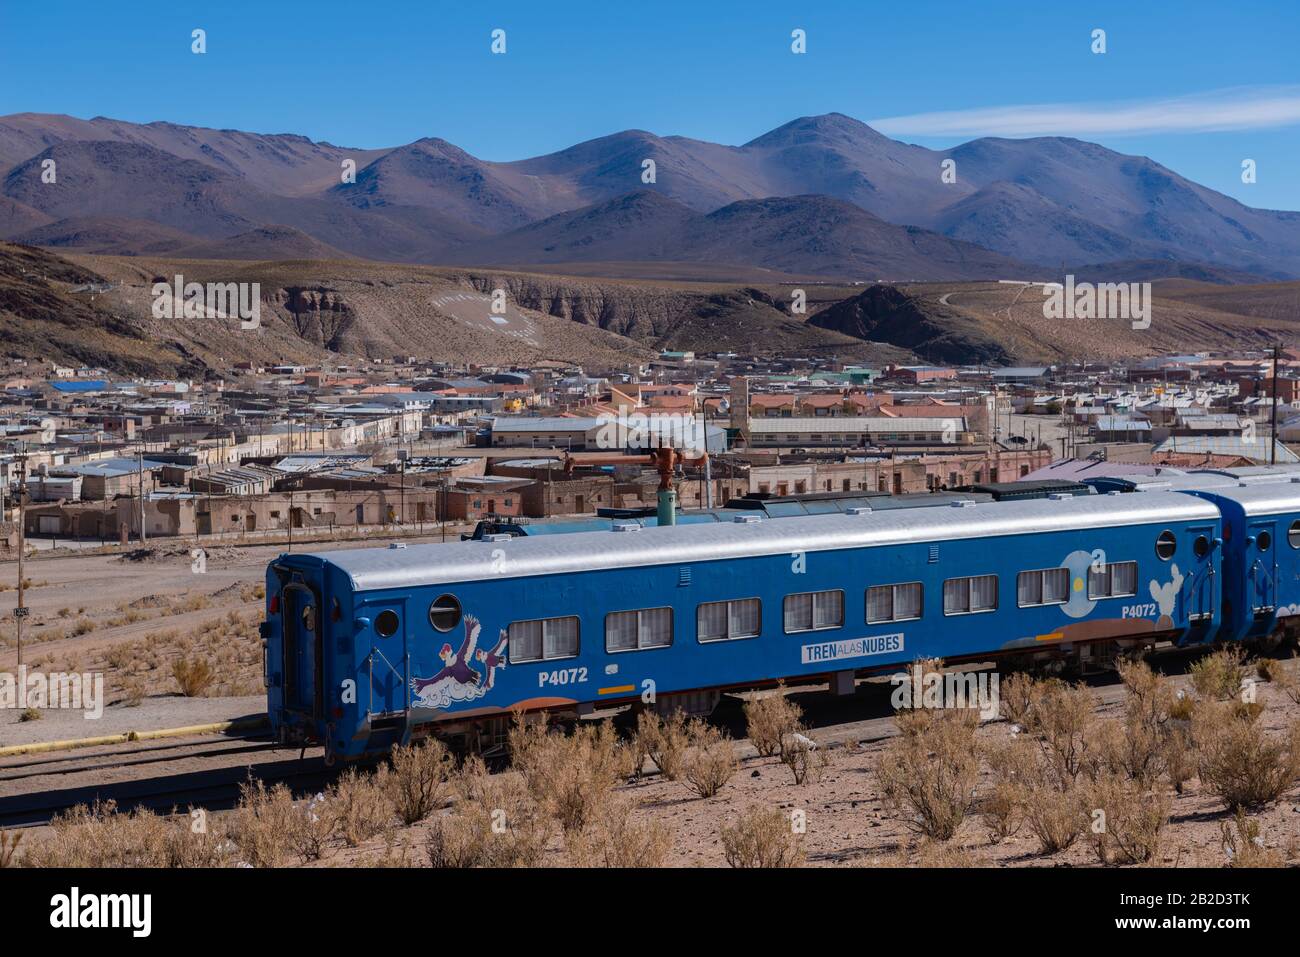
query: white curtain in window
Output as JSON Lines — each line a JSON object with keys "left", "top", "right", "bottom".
{"left": 970, "top": 575, "right": 996, "bottom": 611}
{"left": 895, "top": 583, "right": 922, "bottom": 620}
{"left": 697, "top": 601, "right": 728, "bottom": 641}
{"left": 509, "top": 620, "right": 543, "bottom": 662}
{"left": 784, "top": 593, "right": 813, "bottom": 631}
{"left": 639, "top": 607, "right": 672, "bottom": 648}
{"left": 814, "top": 590, "right": 843, "bottom": 629}
{"left": 545, "top": 617, "right": 579, "bottom": 657}
{"left": 867, "top": 585, "right": 893, "bottom": 623}
{"left": 607, "top": 610, "right": 638, "bottom": 651}
{"left": 1043, "top": 568, "right": 1069, "bottom": 603}
{"left": 731, "top": 599, "right": 760, "bottom": 638}
{"left": 1088, "top": 565, "right": 1108, "bottom": 598}
{"left": 943, "top": 579, "right": 967, "bottom": 614}
{"left": 1018, "top": 571, "right": 1042, "bottom": 606}
{"left": 1111, "top": 562, "right": 1137, "bottom": 597}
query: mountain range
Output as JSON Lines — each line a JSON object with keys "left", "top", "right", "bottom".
{"left": 1, "top": 111, "right": 1297, "bottom": 280}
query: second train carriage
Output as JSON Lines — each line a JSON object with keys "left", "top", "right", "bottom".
{"left": 263, "top": 489, "right": 1222, "bottom": 762}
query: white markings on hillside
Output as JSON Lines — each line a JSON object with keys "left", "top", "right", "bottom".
{"left": 429, "top": 291, "right": 542, "bottom": 346}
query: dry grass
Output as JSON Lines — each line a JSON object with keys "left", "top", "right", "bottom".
{"left": 720, "top": 807, "right": 805, "bottom": 868}
{"left": 25, "top": 800, "right": 234, "bottom": 868}
{"left": 427, "top": 762, "right": 550, "bottom": 868}
{"left": 1031, "top": 680, "right": 1096, "bottom": 787}
{"left": 228, "top": 778, "right": 297, "bottom": 867}
{"left": 1084, "top": 772, "right": 1170, "bottom": 865}
{"left": 0, "top": 831, "right": 22, "bottom": 868}
{"left": 1220, "top": 808, "right": 1286, "bottom": 868}
{"left": 1193, "top": 703, "right": 1300, "bottom": 810}
{"left": 332, "top": 769, "right": 395, "bottom": 846}
{"left": 878, "top": 709, "right": 979, "bottom": 841}
{"left": 171, "top": 656, "right": 216, "bottom": 697}
{"left": 780, "top": 731, "right": 833, "bottom": 786}
{"left": 1189, "top": 646, "right": 1248, "bottom": 701}
{"left": 637, "top": 709, "right": 690, "bottom": 781}
{"left": 743, "top": 684, "right": 803, "bottom": 758}
{"left": 682, "top": 720, "right": 739, "bottom": 799}
{"left": 565, "top": 798, "right": 672, "bottom": 867}
{"left": 980, "top": 736, "right": 1037, "bottom": 843}
{"left": 509, "top": 716, "right": 624, "bottom": 833}
{"left": 384, "top": 739, "right": 453, "bottom": 825}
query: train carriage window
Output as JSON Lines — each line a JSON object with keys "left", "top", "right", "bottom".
{"left": 605, "top": 607, "right": 673, "bottom": 652}
{"left": 1290, "top": 521, "right": 1300, "bottom": 549}
{"left": 866, "top": 582, "right": 923, "bottom": 623}
{"left": 783, "top": 590, "right": 844, "bottom": 633}
{"left": 1257, "top": 530, "right": 1272, "bottom": 552}
{"left": 697, "top": 598, "right": 761, "bottom": 643}
{"left": 1017, "top": 568, "right": 1069, "bottom": 607}
{"left": 943, "top": 575, "right": 998, "bottom": 615}
{"left": 1194, "top": 536, "right": 1210, "bottom": 558}
{"left": 509, "top": 616, "right": 579, "bottom": 663}
{"left": 1155, "top": 530, "right": 1177, "bottom": 561}
{"left": 429, "top": 594, "right": 462, "bottom": 633}
{"left": 1087, "top": 561, "right": 1138, "bottom": 599}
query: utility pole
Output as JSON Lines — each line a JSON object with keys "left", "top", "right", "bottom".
{"left": 14, "top": 448, "right": 28, "bottom": 669}
{"left": 1271, "top": 343, "right": 1280, "bottom": 466}
{"left": 137, "top": 447, "right": 147, "bottom": 543}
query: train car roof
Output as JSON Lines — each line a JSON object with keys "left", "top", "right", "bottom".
{"left": 1186, "top": 478, "right": 1300, "bottom": 517}
{"left": 306, "top": 490, "right": 1219, "bottom": 591}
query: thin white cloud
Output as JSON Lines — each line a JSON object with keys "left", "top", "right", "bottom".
{"left": 871, "top": 86, "right": 1300, "bottom": 138}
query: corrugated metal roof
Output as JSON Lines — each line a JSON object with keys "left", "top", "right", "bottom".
{"left": 1154, "top": 436, "right": 1300, "bottom": 463}
{"left": 748, "top": 417, "right": 965, "bottom": 433}
{"left": 309, "top": 491, "right": 1219, "bottom": 591}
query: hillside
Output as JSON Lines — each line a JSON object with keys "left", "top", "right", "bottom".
{"left": 3, "top": 111, "right": 1297, "bottom": 279}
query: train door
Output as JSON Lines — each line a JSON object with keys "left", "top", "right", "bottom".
{"left": 363, "top": 599, "right": 409, "bottom": 719}
{"left": 1185, "top": 525, "right": 1217, "bottom": 626}
{"left": 1247, "top": 518, "right": 1278, "bottom": 623}
{"left": 282, "top": 582, "right": 323, "bottom": 719}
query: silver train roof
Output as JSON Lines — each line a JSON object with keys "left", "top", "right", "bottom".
{"left": 1190, "top": 478, "right": 1300, "bottom": 516}
{"left": 307, "top": 491, "right": 1220, "bottom": 591}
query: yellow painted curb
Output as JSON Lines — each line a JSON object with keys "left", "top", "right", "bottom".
{"left": 0, "top": 715, "right": 268, "bottom": 758}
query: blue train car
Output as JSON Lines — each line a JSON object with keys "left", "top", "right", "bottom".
{"left": 263, "top": 490, "right": 1221, "bottom": 761}
{"left": 1180, "top": 479, "right": 1300, "bottom": 643}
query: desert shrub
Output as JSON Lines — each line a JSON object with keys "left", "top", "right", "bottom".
{"left": 230, "top": 778, "right": 298, "bottom": 867}
{"left": 510, "top": 717, "right": 623, "bottom": 832}
{"left": 1255, "top": 657, "right": 1282, "bottom": 682}
{"left": 780, "top": 730, "right": 832, "bottom": 786}
{"left": 1032, "top": 680, "right": 1096, "bottom": 787}
{"left": 171, "top": 656, "right": 216, "bottom": 696}
{"left": 0, "top": 830, "right": 21, "bottom": 868}
{"left": 744, "top": 685, "right": 802, "bottom": 758}
{"left": 287, "top": 792, "right": 337, "bottom": 862}
{"left": 907, "top": 840, "right": 989, "bottom": 868}
{"left": 1271, "top": 662, "right": 1300, "bottom": 705}
{"left": 427, "top": 766, "right": 550, "bottom": 868}
{"left": 566, "top": 798, "right": 672, "bottom": 867}
{"left": 1220, "top": 808, "right": 1285, "bottom": 868}
{"left": 1194, "top": 705, "right": 1300, "bottom": 809}
{"left": 1088, "top": 715, "right": 1167, "bottom": 786}
{"left": 385, "top": 738, "right": 453, "bottom": 825}
{"left": 980, "top": 736, "right": 1037, "bottom": 843}
{"left": 998, "top": 671, "right": 1038, "bottom": 728}
{"left": 1084, "top": 772, "right": 1169, "bottom": 865}
{"left": 638, "top": 709, "right": 690, "bottom": 781}
{"left": 721, "top": 807, "right": 804, "bottom": 868}
{"left": 877, "top": 710, "right": 979, "bottom": 841}
{"left": 18, "top": 708, "right": 40, "bottom": 722}
{"left": 1189, "top": 646, "right": 1247, "bottom": 701}
{"left": 1020, "top": 778, "right": 1088, "bottom": 854}
{"left": 682, "top": 720, "right": 738, "bottom": 798}
{"left": 29, "top": 800, "right": 233, "bottom": 868}
{"left": 331, "top": 768, "right": 394, "bottom": 846}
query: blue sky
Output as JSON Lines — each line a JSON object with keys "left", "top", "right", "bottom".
{"left": 2, "top": 0, "right": 1298, "bottom": 208}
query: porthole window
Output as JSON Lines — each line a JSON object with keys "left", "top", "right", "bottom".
{"left": 1193, "top": 535, "right": 1210, "bottom": 558}
{"left": 1155, "top": 530, "right": 1177, "bottom": 561}
{"left": 375, "top": 610, "right": 399, "bottom": 638}
{"left": 1257, "top": 530, "right": 1272, "bottom": 552}
{"left": 1289, "top": 520, "right": 1300, "bottom": 549}
{"left": 429, "top": 594, "right": 462, "bottom": 633}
